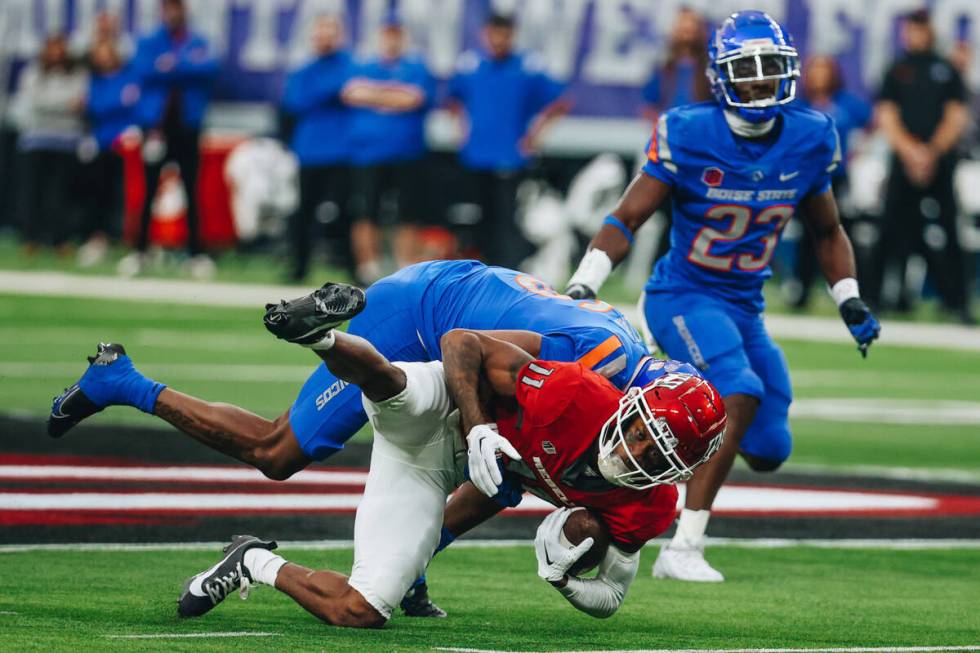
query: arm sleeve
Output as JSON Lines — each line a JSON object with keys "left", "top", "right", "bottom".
{"left": 945, "top": 63, "right": 966, "bottom": 103}
{"left": 878, "top": 65, "right": 900, "bottom": 103}
{"left": 641, "top": 112, "right": 679, "bottom": 186}
{"left": 173, "top": 38, "right": 218, "bottom": 83}
{"left": 282, "top": 63, "right": 349, "bottom": 115}
{"left": 555, "top": 546, "right": 640, "bottom": 619}
{"left": 641, "top": 71, "right": 661, "bottom": 105}
{"left": 530, "top": 70, "right": 565, "bottom": 115}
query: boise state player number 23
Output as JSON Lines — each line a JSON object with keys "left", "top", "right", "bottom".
{"left": 565, "top": 10, "right": 881, "bottom": 583}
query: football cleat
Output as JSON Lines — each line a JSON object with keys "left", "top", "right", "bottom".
{"left": 399, "top": 581, "right": 448, "bottom": 618}
{"left": 263, "top": 282, "right": 366, "bottom": 345}
{"left": 652, "top": 541, "right": 724, "bottom": 582}
{"left": 177, "top": 535, "right": 278, "bottom": 618}
{"left": 48, "top": 343, "right": 126, "bottom": 438}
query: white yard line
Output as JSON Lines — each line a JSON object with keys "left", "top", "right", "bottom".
{"left": 3, "top": 538, "right": 980, "bottom": 554}
{"left": 785, "top": 463, "right": 980, "bottom": 485}
{"left": 3, "top": 270, "right": 980, "bottom": 351}
{"left": 434, "top": 647, "right": 980, "bottom": 653}
{"left": 106, "top": 631, "right": 277, "bottom": 640}
{"left": 790, "top": 399, "right": 980, "bottom": 425}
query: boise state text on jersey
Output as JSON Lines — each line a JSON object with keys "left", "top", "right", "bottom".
{"left": 643, "top": 101, "right": 842, "bottom": 312}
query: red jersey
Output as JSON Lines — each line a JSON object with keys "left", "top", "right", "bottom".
{"left": 495, "top": 360, "right": 679, "bottom": 548}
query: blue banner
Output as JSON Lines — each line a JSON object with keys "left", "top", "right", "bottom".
{"left": 2, "top": 0, "right": 978, "bottom": 116}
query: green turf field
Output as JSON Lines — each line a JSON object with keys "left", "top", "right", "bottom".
{"left": 4, "top": 293, "right": 980, "bottom": 474}
{"left": 0, "top": 545, "right": 977, "bottom": 652}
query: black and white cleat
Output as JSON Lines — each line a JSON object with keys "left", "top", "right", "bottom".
{"left": 400, "top": 581, "right": 448, "bottom": 618}
{"left": 177, "top": 535, "right": 278, "bottom": 618}
{"left": 263, "top": 283, "right": 366, "bottom": 345}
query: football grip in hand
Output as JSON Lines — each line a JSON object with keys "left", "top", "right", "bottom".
{"left": 466, "top": 424, "right": 522, "bottom": 498}
{"left": 535, "top": 508, "right": 595, "bottom": 583}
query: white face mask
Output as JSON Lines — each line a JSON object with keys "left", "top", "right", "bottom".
{"left": 597, "top": 448, "right": 632, "bottom": 487}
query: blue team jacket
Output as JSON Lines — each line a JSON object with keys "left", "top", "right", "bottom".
{"left": 347, "top": 54, "right": 435, "bottom": 165}
{"left": 282, "top": 51, "right": 354, "bottom": 167}
{"left": 87, "top": 63, "right": 140, "bottom": 150}
{"left": 131, "top": 26, "right": 218, "bottom": 130}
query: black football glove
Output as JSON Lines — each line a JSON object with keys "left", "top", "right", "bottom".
{"left": 839, "top": 297, "right": 881, "bottom": 358}
{"left": 564, "top": 283, "right": 596, "bottom": 300}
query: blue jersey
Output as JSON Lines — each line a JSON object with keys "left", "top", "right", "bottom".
{"left": 290, "top": 260, "right": 649, "bottom": 459}
{"left": 395, "top": 260, "right": 646, "bottom": 389}
{"left": 643, "top": 102, "right": 841, "bottom": 312}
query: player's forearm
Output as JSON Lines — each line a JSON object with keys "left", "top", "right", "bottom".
{"left": 876, "top": 102, "right": 919, "bottom": 154}
{"left": 813, "top": 226, "right": 857, "bottom": 287}
{"left": 441, "top": 330, "right": 493, "bottom": 433}
{"left": 554, "top": 546, "right": 639, "bottom": 618}
{"left": 928, "top": 102, "right": 968, "bottom": 156}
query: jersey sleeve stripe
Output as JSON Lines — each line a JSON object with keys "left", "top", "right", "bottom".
{"left": 577, "top": 335, "right": 623, "bottom": 370}
{"left": 646, "top": 129, "right": 659, "bottom": 162}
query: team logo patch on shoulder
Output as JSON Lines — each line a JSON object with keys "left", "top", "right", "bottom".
{"left": 542, "top": 440, "right": 556, "bottom": 455}
{"left": 701, "top": 167, "right": 724, "bottom": 187}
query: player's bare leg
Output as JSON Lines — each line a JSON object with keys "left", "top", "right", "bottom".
{"left": 654, "top": 393, "right": 758, "bottom": 582}
{"left": 177, "top": 535, "right": 386, "bottom": 627}
{"left": 154, "top": 392, "right": 310, "bottom": 480}
{"left": 178, "top": 322, "right": 411, "bottom": 627}
{"left": 48, "top": 343, "right": 312, "bottom": 480}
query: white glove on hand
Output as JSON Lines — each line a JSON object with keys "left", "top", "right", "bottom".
{"left": 466, "top": 423, "right": 522, "bottom": 498}
{"left": 535, "top": 507, "right": 595, "bottom": 583}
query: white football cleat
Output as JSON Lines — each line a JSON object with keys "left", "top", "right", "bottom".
{"left": 652, "top": 541, "right": 724, "bottom": 582}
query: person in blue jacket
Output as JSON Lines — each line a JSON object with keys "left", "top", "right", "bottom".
{"left": 447, "top": 12, "right": 569, "bottom": 269}
{"left": 120, "top": 0, "right": 218, "bottom": 279}
{"left": 282, "top": 14, "right": 354, "bottom": 282}
{"left": 788, "top": 55, "right": 872, "bottom": 308}
{"left": 79, "top": 36, "right": 141, "bottom": 265}
{"left": 342, "top": 15, "right": 436, "bottom": 283}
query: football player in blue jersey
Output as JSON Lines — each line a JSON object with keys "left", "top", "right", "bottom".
{"left": 48, "top": 258, "right": 694, "bottom": 616}
{"left": 564, "top": 11, "right": 881, "bottom": 582}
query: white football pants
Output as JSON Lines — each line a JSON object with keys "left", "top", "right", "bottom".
{"left": 346, "top": 361, "right": 466, "bottom": 619}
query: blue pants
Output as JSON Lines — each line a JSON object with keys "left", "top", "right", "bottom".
{"left": 289, "top": 269, "right": 431, "bottom": 460}
{"left": 642, "top": 290, "right": 792, "bottom": 465}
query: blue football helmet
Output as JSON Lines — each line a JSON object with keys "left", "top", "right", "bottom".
{"left": 707, "top": 10, "right": 800, "bottom": 123}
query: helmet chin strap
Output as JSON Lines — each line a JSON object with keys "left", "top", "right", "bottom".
{"left": 723, "top": 108, "right": 776, "bottom": 138}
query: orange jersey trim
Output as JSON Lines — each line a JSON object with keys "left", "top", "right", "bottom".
{"left": 646, "top": 126, "right": 658, "bottom": 162}
{"left": 577, "top": 335, "right": 622, "bottom": 370}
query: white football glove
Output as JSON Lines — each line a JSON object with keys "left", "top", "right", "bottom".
{"left": 466, "top": 423, "right": 522, "bottom": 498}
{"left": 535, "top": 507, "right": 595, "bottom": 583}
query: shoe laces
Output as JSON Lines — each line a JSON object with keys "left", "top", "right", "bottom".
{"left": 203, "top": 563, "right": 251, "bottom": 605}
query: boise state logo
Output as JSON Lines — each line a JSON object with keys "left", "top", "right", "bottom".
{"left": 701, "top": 167, "right": 724, "bottom": 187}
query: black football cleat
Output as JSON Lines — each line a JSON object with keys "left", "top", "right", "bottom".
{"left": 48, "top": 343, "right": 127, "bottom": 438}
{"left": 177, "top": 535, "right": 278, "bottom": 618}
{"left": 400, "top": 581, "right": 448, "bottom": 618}
{"left": 263, "top": 282, "right": 366, "bottom": 345}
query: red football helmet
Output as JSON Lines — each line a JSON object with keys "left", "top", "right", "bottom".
{"left": 598, "top": 373, "right": 727, "bottom": 489}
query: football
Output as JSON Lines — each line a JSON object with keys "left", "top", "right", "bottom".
{"left": 561, "top": 507, "right": 612, "bottom": 576}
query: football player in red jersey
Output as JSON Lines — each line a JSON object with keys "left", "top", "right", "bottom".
{"left": 176, "top": 288, "right": 725, "bottom": 627}
{"left": 442, "top": 329, "right": 725, "bottom": 614}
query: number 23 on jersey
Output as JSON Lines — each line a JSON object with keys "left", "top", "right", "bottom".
{"left": 688, "top": 204, "right": 794, "bottom": 272}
